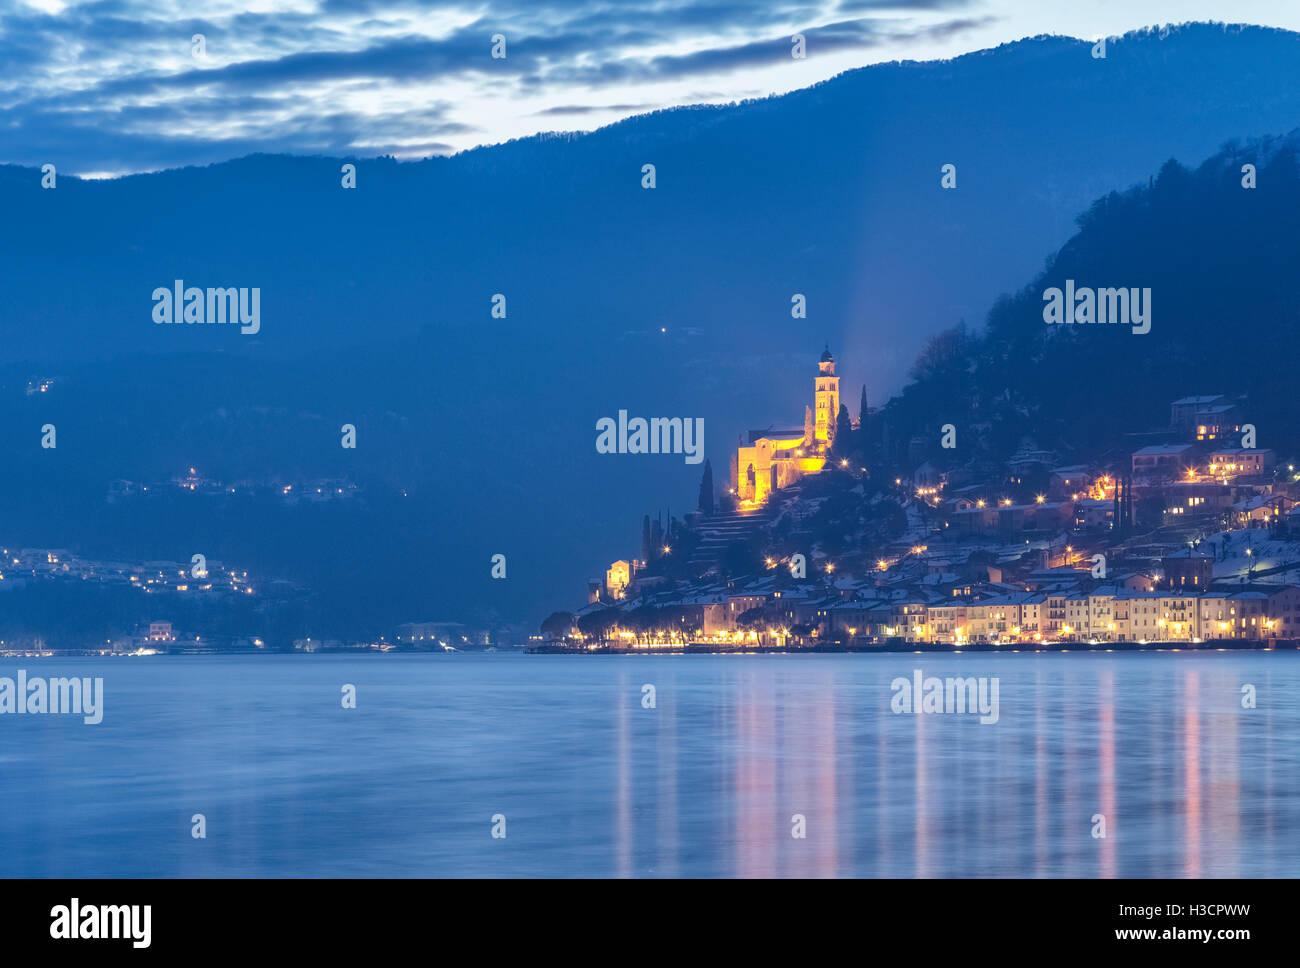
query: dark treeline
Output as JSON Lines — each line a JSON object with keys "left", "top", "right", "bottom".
{"left": 877, "top": 132, "right": 1300, "bottom": 465}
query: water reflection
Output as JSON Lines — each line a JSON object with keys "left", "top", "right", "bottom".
{"left": 605, "top": 653, "right": 1295, "bottom": 878}
{"left": 1, "top": 653, "right": 1294, "bottom": 876}
{"left": 1183, "top": 670, "right": 1201, "bottom": 878}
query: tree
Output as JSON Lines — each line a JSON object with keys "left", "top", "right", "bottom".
{"left": 625, "top": 604, "right": 662, "bottom": 642}
{"left": 577, "top": 608, "right": 621, "bottom": 643}
{"left": 831, "top": 402, "right": 852, "bottom": 457}
{"left": 540, "top": 611, "right": 575, "bottom": 639}
{"left": 908, "top": 321, "right": 976, "bottom": 385}
{"left": 858, "top": 384, "right": 870, "bottom": 456}
{"left": 720, "top": 538, "right": 761, "bottom": 577}
{"left": 698, "top": 459, "right": 714, "bottom": 514}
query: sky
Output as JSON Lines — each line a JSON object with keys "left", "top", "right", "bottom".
{"left": 3, "top": 0, "right": 1300, "bottom": 176}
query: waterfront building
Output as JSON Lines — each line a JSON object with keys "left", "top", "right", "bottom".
{"left": 1111, "top": 593, "right": 1131, "bottom": 641}
{"left": 1120, "top": 592, "right": 1160, "bottom": 641}
{"left": 868, "top": 599, "right": 931, "bottom": 641}
{"left": 1044, "top": 591, "right": 1071, "bottom": 636}
{"left": 1154, "top": 592, "right": 1200, "bottom": 641}
{"left": 727, "top": 591, "right": 769, "bottom": 620}
{"left": 926, "top": 601, "right": 968, "bottom": 644}
{"left": 1196, "top": 591, "right": 1272, "bottom": 640}
{"left": 1064, "top": 592, "right": 1091, "bottom": 638}
{"left": 1263, "top": 585, "right": 1300, "bottom": 635}
{"left": 1088, "top": 588, "right": 1118, "bottom": 641}
{"left": 822, "top": 600, "right": 893, "bottom": 640}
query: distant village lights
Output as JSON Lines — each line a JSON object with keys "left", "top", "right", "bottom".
{"left": 558, "top": 385, "right": 1299, "bottom": 653}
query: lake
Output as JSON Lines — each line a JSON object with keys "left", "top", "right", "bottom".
{"left": 1, "top": 652, "right": 1295, "bottom": 877}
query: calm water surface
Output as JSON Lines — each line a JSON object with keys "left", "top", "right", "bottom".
{"left": 1, "top": 652, "right": 1295, "bottom": 877}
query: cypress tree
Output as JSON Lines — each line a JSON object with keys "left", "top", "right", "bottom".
{"left": 698, "top": 459, "right": 715, "bottom": 514}
{"left": 832, "top": 403, "right": 852, "bottom": 457}
{"left": 858, "top": 384, "right": 869, "bottom": 455}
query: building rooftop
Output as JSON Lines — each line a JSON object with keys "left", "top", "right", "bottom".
{"left": 1134, "top": 444, "right": 1195, "bottom": 456}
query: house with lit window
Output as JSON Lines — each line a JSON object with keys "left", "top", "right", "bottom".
{"left": 1262, "top": 585, "right": 1300, "bottom": 637}
{"left": 822, "top": 600, "right": 893, "bottom": 640}
{"left": 1169, "top": 395, "right": 1241, "bottom": 440}
{"left": 1232, "top": 494, "right": 1287, "bottom": 527}
{"left": 1154, "top": 593, "right": 1200, "bottom": 641}
{"left": 1088, "top": 588, "right": 1119, "bottom": 641}
{"left": 1191, "top": 404, "right": 1242, "bottom": 441}
{"left": 1161, "top": 549, "right": 1213, "bottom": 590}
{"left": 1132, "top": 444, "right": 1195, "bottom": 481}
{"left": 1198, "top": 591, "right": 1270, "bottom": 640}
{"left": 1207, "top": 447, "right": 1275, "bottom": 479}
{"left": 1119, "top": 592, "right": 1160, "bottom": 641}
{"left": 925, "top": 600, "right": 969, "bottom": 644}
{"left": 1171, "top": 395, "right": 1226, "bottom": 432}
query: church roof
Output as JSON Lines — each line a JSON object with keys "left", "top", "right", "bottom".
{"left": 820, "top": 345, "right": 834, "bottom": 362}
{"left": 748, "top": 428, "right": 804, "bottom": 444}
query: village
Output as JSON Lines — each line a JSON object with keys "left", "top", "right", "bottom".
{"left": 542, "top": 352, "right": 1300, "bottom": 651}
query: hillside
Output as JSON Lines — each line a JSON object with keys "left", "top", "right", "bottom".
{"left": 4, "top": 23, "right": 1300, "bottom": 626}
{"left": 880, "top": 130, "right": 1300, "bottom": 464}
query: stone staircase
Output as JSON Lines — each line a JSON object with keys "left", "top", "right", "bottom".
{"left": 687, "top": 504, "right": 774, "bottom": 574}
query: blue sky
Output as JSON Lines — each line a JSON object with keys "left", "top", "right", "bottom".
{"left": 4, "top": 0, "right": 1299, "bottom": 176}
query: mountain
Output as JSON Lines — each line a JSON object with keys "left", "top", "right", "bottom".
{"left": 3, "top": 22, "right": 1300, "bottom": 627}
{"left": 880, "top": 130, "right": 1300, "bottom": 463}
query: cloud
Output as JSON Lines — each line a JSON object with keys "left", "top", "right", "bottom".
{"left": 533, "top": 103, "right": 656, "bottom": 116}
{"left": 836, "top": 0, "right": 976, "bottom": 11}
{"left": 0, "top": 0, "right": 994, "bottom": 174}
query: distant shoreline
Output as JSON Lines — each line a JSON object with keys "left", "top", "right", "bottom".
{"left": 527, "top": 639, "right": 1300, "bottom": 655}
{"left": 0, "top": 647, "right": 488, "bottom": 658}
{"left": 3, "top": 640, "right": 1295, "bottom": 658}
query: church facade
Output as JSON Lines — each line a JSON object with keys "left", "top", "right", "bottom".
{"left": 730, "top": 346, "right": 841, "bottom": 505}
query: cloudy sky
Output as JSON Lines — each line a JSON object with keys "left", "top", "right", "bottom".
{"left": 4, "top": 0, "right": 1299, "bottom": 176}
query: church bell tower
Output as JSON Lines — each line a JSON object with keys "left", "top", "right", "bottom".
{"left": 813, "top": 344, "right": 839, "bottom": 449}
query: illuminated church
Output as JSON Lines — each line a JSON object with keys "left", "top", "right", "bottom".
{"left": 730, "top": 345, "right": 841, "bottom": 505}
